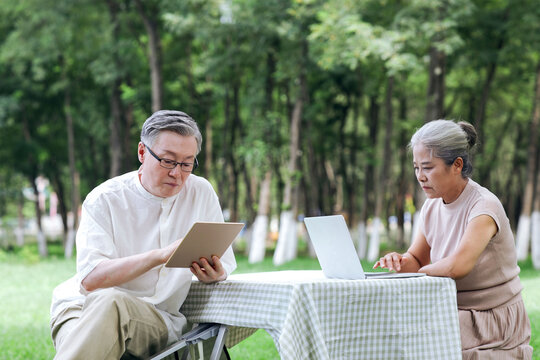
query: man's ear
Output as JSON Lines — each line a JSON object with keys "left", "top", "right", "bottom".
{"left": 137, "top": 142, "right": 145, "bottom": 163}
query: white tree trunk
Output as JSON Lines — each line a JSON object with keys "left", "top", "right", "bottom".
{"left": 367, "top": 217, "right": 381, "bottom": 262}
{"left": 65, "top": 228, "right": 76, "bottom": 258}
{"left": 16, "top": 199, "right": 25, "bottom": 247}
{"left": 355, "top": 221, "right": 367, "bottom": 259}
{"left": 249, "top": 215, "right": 268, "bottom": 263}
{"left": 285, "top": 220, "right": 299, "bottom": 261}
{"left": 248, "top": 171, "right": 272, "bottom": 263}
{"left": 64, "top": 211, "right": 76, "bottom": 258}
{"left": 531, "top": 211, "right": 540, "bottom": 269}
{"left": 515, "top": 214, "right": 531, "bottom": 261}
{"left": 273, "top": 211, "right": 297, "bottom": 266}
{"left": 37, "top": 228, "right": 47, "bottom": 257}
{"left": 15, "top": 227, "right": 25, "bottom": 247}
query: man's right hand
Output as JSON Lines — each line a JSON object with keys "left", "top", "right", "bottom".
{"left": 160, "top": 238, "right": 181, "bottom": 263}
{"left": 81, "top": 239, "right": 182, "bottom": 293}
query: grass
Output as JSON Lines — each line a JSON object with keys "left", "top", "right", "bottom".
{"left": 520, "top": 257, "right": 540, "bottom": 355}
{"left": 0, "top": 246, "right": 76, "bottom": 360}
{"left": 0, "top": 244, "right": 538, "bottom": 359}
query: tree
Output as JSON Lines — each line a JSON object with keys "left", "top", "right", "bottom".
{"left": 273, "top": 0, "right": 317, "bottom": 265}
{"left": 531, "top": 61, "right": 540, "bottom": 268}
{"left": 1, "top": 0, "right": 540, "bottom": 264}
{"left": 134, "top": 0, "right": 163, "bottom": 112}
{"left": 273, "top": 40, "right": 308, "bottom": 266}
{"left": 309, "top": 0, "right": 421, "bottom": 259}
{"left": 0, "top": 0, "right": 118, "bottom": 256}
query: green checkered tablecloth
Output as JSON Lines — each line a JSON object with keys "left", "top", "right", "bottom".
{"left": 181, "top": 270, "right": 461, "bottom": 360}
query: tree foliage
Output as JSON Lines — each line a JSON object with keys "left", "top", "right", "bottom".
{"left": 0, "top": 0, "right": 539, "bottom": 256}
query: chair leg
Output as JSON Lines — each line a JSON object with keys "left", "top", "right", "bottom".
{"left": 148, "top": 339, "right": 188, "bottom": 360}
{"left": 209, "top": 325, "right": 228, "bottom": 360}
{"left": 147, "top": 323, "right": 229, "bottom": 360}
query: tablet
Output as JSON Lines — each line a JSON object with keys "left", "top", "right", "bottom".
{"left": 165, "top": 222, "right": 244, "bottom": 268}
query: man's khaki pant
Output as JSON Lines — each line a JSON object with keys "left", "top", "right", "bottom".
{"left": 51, "top": 288, "right": 169, "bottom": 360}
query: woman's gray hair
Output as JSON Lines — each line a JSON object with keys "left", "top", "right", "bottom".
{"left": 140, "top": 110, "right": 202, "bottom": 154}
{"left": 409, "top": 119, "right": 477, "bottom": 178}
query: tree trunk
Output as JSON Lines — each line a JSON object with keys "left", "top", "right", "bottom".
{"left": 396, "top": 95, "right": 409, "bottom": 249}
{"left": 219, "top": 88, "right": 231, "bottom": 211}
{"left": 65, "top": 90, "right": 80, "bottom": 258}
{"left": 249, "top": 171, "right": 272, "bottom": 263}
{"left": 273, "top": 88, "right": 303, "bottom": 265}
{"left": 109, "top": 80, "right": 124, "bottom": 177}
{"left": 303, "top": 107, "right": 321, "bottom": 217}
{"left": 107, "top": 0, "right": 124, "bottom": 177}
{"left": 228, "top": 82, "right": 241, "bottom": 222}
{"left": 368, "top": 76, "right": 394, "bottom": 261}
{"left": 523, "top": 60, "right": 540, "bottom": 264}
{"left": 365, "top": 95, "right": 379, "bottom": 212}
{"left": 247, "top": 46, "right": 278, "bottom": 262}
{"left": 30, "top": 175, "right": 48, "bottom": 257}
{"left": 274, "top": 41, "right": 307, "bottom": 265}
{"left": 347, "top": 89, "right": 360, "bottom": 228}
{"left": 473, "top": 59, "right": 497, "bottom": 161}
{"left": 124, "top": 99, "right": 135, "bottom": 168}
{"left": 22, "top": 115, "right": 47, "bottom": 257}
{"left": 473, "top": 6, "right": 508, "bottom": 168}
{"left": 241, "top": 161, "right": 255, "bottom": 225}
{"left": 16, "top": 191, "right": 25, "bottom": 247}
{"left": 425, "top": 46, "right": 446, "bottom": 122}
{"left": 50, "top": 167, "right": 69, "bottom": 247}
{"left": 479, "top": 110, "right": 514, "bottom": 191}
{"left": 204, "top": 112, "right": 213, "bottom": 179}
{"left": 359, "top": 95, "right": 379, "bottom": 259}
{"left": 350, "top": 73, "right": 365, "bottom": 258}
{"left": 337, "top": 94, "right": 353, "bottom": 222}
{"left": 500, "top": 125, "right": 525, "bottom": 230}
{"left": 134, "top": 0, "right": 163, "bottom": 112}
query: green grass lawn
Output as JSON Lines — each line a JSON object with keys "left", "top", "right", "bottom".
{"left": 0, "top": 246, "right": 538, "bottom": 359}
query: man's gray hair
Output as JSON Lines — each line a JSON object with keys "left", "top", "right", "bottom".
{"left": 409, "top": 119, "right": 477, "bottom": 178}
{"left": 140, "top": 110, "right": 202, "bottom": 154}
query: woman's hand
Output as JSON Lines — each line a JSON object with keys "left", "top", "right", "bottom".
{"left": 373, "top": 233, "right": 430, "bottom": 274}
{"left": 190, "top": 256, "right": 227, "bottom": 284}
{"left": 373, "top": 252, "right": 409, "bottom": 272}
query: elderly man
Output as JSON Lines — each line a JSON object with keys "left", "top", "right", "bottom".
{"left": 50, "top": 110, "right": 236, "bottom": 359}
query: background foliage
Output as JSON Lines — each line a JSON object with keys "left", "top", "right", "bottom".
{"left": 1, "top": 0, "right": 540, "bottom": 253}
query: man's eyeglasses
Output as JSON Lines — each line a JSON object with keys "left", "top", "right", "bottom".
{"left": 143, "top": 143, "right": 198, "bottom": 173}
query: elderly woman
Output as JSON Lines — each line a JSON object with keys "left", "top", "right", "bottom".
{"left": 374, "top": 120, "right": 532, "bottom": 359}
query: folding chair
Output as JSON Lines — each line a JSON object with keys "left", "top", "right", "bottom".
{"left": 148, "top": 323, "right": 230, "bottom": 360}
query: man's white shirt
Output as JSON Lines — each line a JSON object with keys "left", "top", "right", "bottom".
{"left": 50, "top": 171, "right": 236, "bottom": 344}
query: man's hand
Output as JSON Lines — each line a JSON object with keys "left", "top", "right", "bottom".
{"left": 161, "top": 239, "right": 181, "bottom": 263}
{"left": 190, "top": 256, "right": 227, "bottom": 283}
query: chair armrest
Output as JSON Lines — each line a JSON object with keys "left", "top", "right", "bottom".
{"left": 183, "top": 323, "right": 221, "bottom": 344}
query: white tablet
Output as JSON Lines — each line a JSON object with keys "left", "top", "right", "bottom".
{"left": 165, "top": 222, "right": 244, "bottom": 268}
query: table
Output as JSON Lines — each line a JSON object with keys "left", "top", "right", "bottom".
{"left": 180, "top": 270, "right": 462, "bottom": 360}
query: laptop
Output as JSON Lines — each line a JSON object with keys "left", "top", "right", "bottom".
{"left": 303, "top": 215, "right": 425, "bottom": 280}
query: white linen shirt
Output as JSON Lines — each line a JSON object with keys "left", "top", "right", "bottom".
{"left": 50, "top": 170, "right": 237, "bottom": 344}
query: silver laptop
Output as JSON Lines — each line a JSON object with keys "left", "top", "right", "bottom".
{"left": 303, "top": 215, "right": 425, "bottom": 280}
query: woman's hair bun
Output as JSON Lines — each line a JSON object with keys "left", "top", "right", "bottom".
{"left": 458, "top": 121, "right": 477, "bottom": 149}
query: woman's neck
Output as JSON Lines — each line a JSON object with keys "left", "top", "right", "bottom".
{"left": 442, "top": 177, "right": 469, "bottom": 204}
